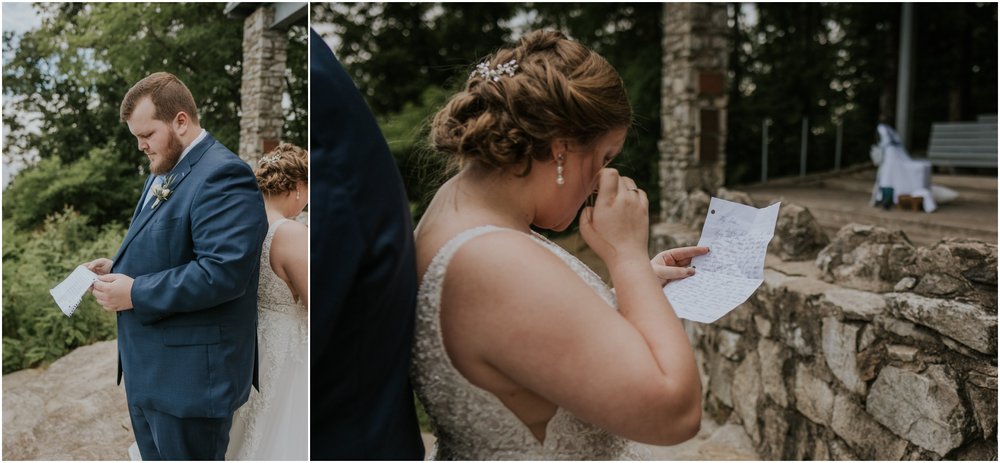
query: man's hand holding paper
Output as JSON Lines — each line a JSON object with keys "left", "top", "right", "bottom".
{"left": 92, "top": 273, "right": 135, "bottom": 312}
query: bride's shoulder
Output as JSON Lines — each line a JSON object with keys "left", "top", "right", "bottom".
{"left": 271, "top": 219, "right": 307, "bottom": 242}
{"left": 269, "top": 220, "right": 307, "bottom": 258}
{"left": 445, "top": 229, "right": 571, "bottom": 286}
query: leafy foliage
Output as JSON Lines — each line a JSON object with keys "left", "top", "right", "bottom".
{"left": 3, "top": 144, "right": 144, "bottom": 231}
{"left": 3, "top": 3, "right": 308, "bottom": 227}
{"left": 2, "top": 210, "right": 124, "bottom": 374}
{"left": 3, "top": 3, "right": 244, "bottom": 167}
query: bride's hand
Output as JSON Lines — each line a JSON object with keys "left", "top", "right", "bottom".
{"left": 579, "top": 168, "right": 649, "bottom": 268}
{"left": 650, "top": 246, "right": 709, "bottom": 286}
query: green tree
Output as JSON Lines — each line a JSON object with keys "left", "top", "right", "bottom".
{"left": 3, "top": 3, "right": 309, "bottom": 228}
{"left": 3, "top": 144, "right": 144, "bottom": 231}
{"left": 312, "top": 2, "right": 516, "bottom": 116}
{"left": 3, "top": 3, "right": 244, "bottom": 167}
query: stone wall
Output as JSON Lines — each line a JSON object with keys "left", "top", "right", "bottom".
{"left": 659, "top": 3, "right": 729, "bottom": 222}
{"left": 238, "top": 6, "right": 288, "bottom": 165}
{"left": 655, "top": 207, "right": 998, "bottom": 460}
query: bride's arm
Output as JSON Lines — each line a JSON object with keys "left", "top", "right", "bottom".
{"left": 444, "top": 171, "right": 701, "bottom": 446}
{"left": 269, "top": 220, "right": 309, "bottom": 308}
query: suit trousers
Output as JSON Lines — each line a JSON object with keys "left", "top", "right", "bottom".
{"left": 129, "top": 404, "right": 234, "bottom": 460}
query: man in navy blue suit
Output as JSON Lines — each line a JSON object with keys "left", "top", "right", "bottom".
{"left": 87, "top": 72, "right": 267, "bottom": 460}
{"left": 309, "top": 29, "right": 425, "bottom": 460}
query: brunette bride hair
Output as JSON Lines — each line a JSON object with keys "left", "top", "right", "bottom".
{"left": 430, "top": 30, "right": 633, "bottom": 176}
{"left": 255, "top": 143, "right": 308, "bottom": 196}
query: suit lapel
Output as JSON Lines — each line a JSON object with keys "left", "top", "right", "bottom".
{"left": 112, "top": 134, "right": 216, "bottom": 263}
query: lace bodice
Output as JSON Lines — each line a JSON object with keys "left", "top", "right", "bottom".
{"left": 257, "top": 218, "right": 304, "bottom": 316}
{"left": 227, "top": 218, "right": 308, "bottom": 460}
{"left": 411, "top": 225, "right": 645, "bottom": 460}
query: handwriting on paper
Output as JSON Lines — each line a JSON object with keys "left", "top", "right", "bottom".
{"left": 663, "top": 198, "right": 780, "bottom": 323}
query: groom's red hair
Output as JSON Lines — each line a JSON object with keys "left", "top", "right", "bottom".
{"left": 120, "top": 72, "right": 200, "bottom": 125}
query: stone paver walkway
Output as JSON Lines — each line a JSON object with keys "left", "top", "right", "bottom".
{"left": 743, "top": 168, "right": 997, "bottom": 246}
{"left": 420, "top": 415, "right": 759, "bottom": 460}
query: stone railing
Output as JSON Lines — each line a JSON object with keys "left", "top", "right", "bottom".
{"left": 652, "top": 196, "right": 998, "bottom": 460}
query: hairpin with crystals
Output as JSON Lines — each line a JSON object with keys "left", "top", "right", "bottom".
{"left": 259, "top": 154, "right": 282, "bottom": 166}
{"left": 471, "top": 59, "right": 519, "bottom": 82}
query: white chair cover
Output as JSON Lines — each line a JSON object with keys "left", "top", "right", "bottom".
{"left": 871, "top": 124, "right": 937, "bottom": 212}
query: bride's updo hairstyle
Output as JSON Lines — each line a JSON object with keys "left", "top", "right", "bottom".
{"left": 431, "top": 30, "right": 632, "bottom": 175}
{"left": 255, "top": 143, "right": 308, "bottom": 196}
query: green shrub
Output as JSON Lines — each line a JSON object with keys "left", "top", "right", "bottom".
{"left": 2, "top": 144, "right": 144, "bottom": 232}
{"left": 2, "top": 209, "right": 124, "bottom": 373}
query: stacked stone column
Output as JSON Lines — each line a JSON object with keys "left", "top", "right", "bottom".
{"left": 239, "top": 6, "right": 288, "bottom": 165}
{"left": 659, "top": 3, "right": 729, "bottom": 222}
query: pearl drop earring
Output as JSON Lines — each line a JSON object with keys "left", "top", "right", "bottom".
{"left": 556, "top": 154, "right": 565, "bottom": 186}
{"left": 296, "top": 190, "right": 301, "bottom": 200}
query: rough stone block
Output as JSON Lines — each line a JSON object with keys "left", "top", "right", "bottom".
{"left": 858, "top": 325, "right": 877, "bottom": 351}
{"left": 867, "top": 365, "right": 968, "bottom": 456}
{"left": 831, "top": 394, "right": 908, "bottom": 460}
{"left": 827, "top": 438, "right": 859, "bottom": 460}
{"left": 780, "top": 324, "right": 814, "bottom": 356}
{"left": 769, "top": 202, "right": 830, "bottom": 261}
{"left": 878, "top": 315, "right": 939, "bottom": 344}
{"left": 905, "top": 238, "right": 998, "bottom": 311}
{"left": 715, "top": 329, "right": 742, "bottom": 361}
{"left": 815, "top": 224, "right": 915, "bottom": 293}
{"left": 757, "top": 338, "right": 788, "bottom": 407}
{"left": 821, "top": 317, "right": 866, "bottom": 395}
{"left": 818, "top": 287, "right": 887, "bottom": 321}
{"left": 760, "top": 406, "right": 789, "bottom": 458}
{"left": 885, "top": 292, "right": 997, "bottom": 355}
{"left": 754, "top": 315, "right": 772, "bottom": 338}
{"left": 708, "top": 355, "right": 736, "bottom": 408}
{"left": 895, "top": 276, "right": 918, "bottom": 291}
{"left": 3, "top": 341, "right": 132, "bottom": 460}
{"left": 886, "top": 344, "right": 919, "bottom": 362}
{"left": 715, "top": 304, "right": 752, "bottom": 333}
{"left": 966, "top": 383, "right": 997, "bottom": 440}
{"left": 794, "top": 366, "right": 834, "bottom": 426}
{"left": 731, "top": 350, "right": 761, "bottom": 444}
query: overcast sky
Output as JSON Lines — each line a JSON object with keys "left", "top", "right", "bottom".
{"left": 2, "top": 3, "right": 46, "bottom": 189}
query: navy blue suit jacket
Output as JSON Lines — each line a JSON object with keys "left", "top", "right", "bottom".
{"left": 112, "top": 133, "right": 267, "bottom": 419}
{"left": 309, "top": 29, "right": 425, "bottom": 460}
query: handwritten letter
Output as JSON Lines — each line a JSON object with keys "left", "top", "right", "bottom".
{"left": 663, "top": 198, "right": 780, "bottom": 323}
{"left": 50, "top": 266, "right": 98, "bottom": 317}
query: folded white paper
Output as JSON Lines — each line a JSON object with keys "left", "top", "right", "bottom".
{"left": 50, "top": 265, "right": 98, "bottom": 317}
{"left": 664, "top": 198, "right": 780, "bottom": 323}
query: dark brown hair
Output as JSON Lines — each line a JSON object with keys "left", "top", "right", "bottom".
{"left": 255, "top": 143, "right": 308, "bottom": 196}
{"left": 120, "top": 72, "right": 200, "bottom": 124}
{"left": 430, "top": 30, "right": 632, "bottom": 175}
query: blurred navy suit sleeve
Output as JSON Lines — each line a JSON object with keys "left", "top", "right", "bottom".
{"left": 309, "top": 28, "right": 425, "bottom": 460}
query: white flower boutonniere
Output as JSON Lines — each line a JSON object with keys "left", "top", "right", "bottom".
{"left": 150, "top": 174, "right": 177, "bottom": 209}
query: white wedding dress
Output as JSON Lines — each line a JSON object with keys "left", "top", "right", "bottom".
{"left": 411, "top": 225, "right": 646, "bottom": 460}
{"left": 226, "top": 218, "right": 308, "bottom": 460}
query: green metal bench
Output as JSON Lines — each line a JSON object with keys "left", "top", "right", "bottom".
{"left": 927, "top": 114, "right": 998, "bottom": 168}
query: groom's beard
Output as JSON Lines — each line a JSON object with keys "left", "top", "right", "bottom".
{"left": 150, "top": 131, "right": 185, "bottom": 175}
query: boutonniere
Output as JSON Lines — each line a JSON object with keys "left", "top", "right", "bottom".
{"left": 151, "top": 174, "right": 177, "bottom": 209}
